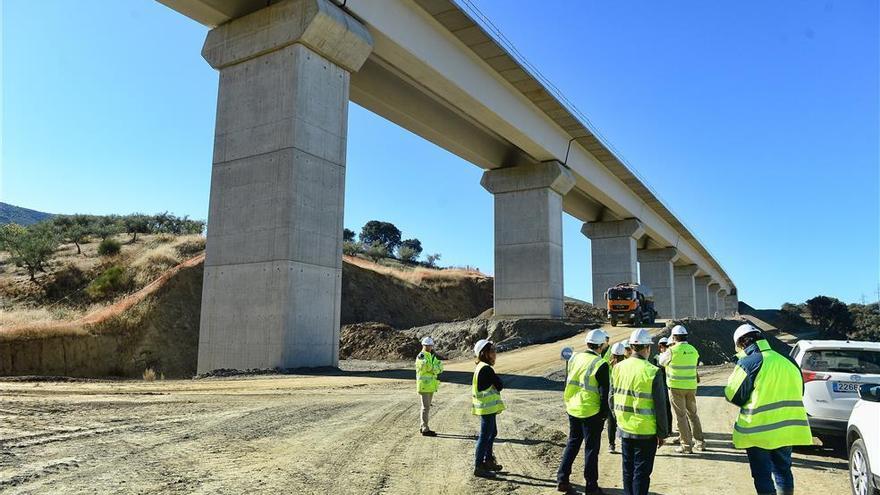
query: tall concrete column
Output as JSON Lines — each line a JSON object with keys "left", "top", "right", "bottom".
{"left": 673, "top": 265, "right": 699, "bottom": 318}
{"left": 637, "top": 248, "right": 678, "bottom": 319}
{"left": 582, "top": 219, "right": 645, "bottom": 307}
{"left": 481, "top": 161, "right": 575, "bottom": 318}
{"left": 708, "top": 282, "right": 720, "bottom": 318}
{"left": 694, "top": 276, "right": 711, "bottom": 318}
{"left": 726, "top": 290, "right": 740, "bottom": 316}
{"left": 718, "top": 289, "right": 728, "bottom": 317}
{"left": 196, "top": 0, "right": 373, "bottom": 373}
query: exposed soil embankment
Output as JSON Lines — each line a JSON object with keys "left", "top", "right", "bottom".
{"left": 341, "top": 257, "right": 493, "bottom": 329}
{"left": 0, "top": 255, "right": 204, "bottom": 378}
{"left": 659, "top": 318, "right": 791, "bottom": 365}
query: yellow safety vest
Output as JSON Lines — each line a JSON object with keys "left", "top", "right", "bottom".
{"left": 564, "top": 351, "right": 604, "bottom": 418}
{"left": 667, "top": 342, "right": 699, "bottom": 390}
{"left": 612, "top": 357, "right": 659, "bottom": 436}
{"left": 725, "top": 340, "right": 813, "bottom": 449}
{"left": 415, "top": 351, "right": 442, "bottom": 393}
{"left": 472, "top": 362, "right": 505, "bottom": 416}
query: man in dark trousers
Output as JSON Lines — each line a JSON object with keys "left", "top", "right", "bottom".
{"left": 556, "top": 329, "right": 610, "bottom": 494}
{"left": 610, "top": 328, "right": 669, "bottom": 495}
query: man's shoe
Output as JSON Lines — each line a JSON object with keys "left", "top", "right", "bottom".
{"left": 585, "top": 487, "right": 605, "bottom": 495}
{"left": 695, "top": 441, "right": 706, "bottom": 451}
{"left": 669, "top": 437, "right": 681, "bottom": 445}
{"left": 473, "top": 466, "right": 496, "bottom": 478}
{"left": 485, "top": 457, "right": 503, "bottom": 471}
{"left": 675, "top": 446, "right": 693, "bottom": 454}
{"left": 556, "top": 481, "right": 573, "bottom": 493}
{"left": 421, "top": 429, "right": 437, "bottom": 437}
{"left": 607, "top": 444, "right": 616, "bottom": 454}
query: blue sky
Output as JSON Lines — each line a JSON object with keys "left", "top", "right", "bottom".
{"left": 2, "top": 1, "right": 878, "bottom": 308}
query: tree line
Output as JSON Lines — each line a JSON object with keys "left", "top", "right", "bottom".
{"left": 342, "top": 220, "right": 441, "bottom": 267}
{"left": 781, "top": 295, "right": 879, "bottom": 342}
{"left": 0, "top": 213, "right": 204, "bottom": 282}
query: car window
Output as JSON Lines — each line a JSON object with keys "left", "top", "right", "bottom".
{"left": 801, "top": 349, "right": 880, "bottom": 374}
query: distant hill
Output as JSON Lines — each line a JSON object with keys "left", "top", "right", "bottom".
{"left": 0, "top": 202, "right": 54, "bottom": 226}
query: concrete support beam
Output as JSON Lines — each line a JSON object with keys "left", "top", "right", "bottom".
{"left": 708, "top": 282, "right": 721, "bottom": 318}
{"left": 582, "top": 219, "right": 645, "bottom": 306}
{"left": 726, "top": 291, "right": 740, "bottom": 316}
{"left": 694, "top": 276, "right": 711, "bottom": 318}
{"left": 673, "top": 265, "right": 699, "bottom": 318}
{"left": 637, "top": 248, "right": 679, "bottom": 319}
{"left": 196, "top": 0, "right": 373, "bottom": 373}
{"left": 481, "top": 161, "right": 575, "bottom": 318}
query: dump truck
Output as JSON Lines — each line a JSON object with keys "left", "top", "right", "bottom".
{"left": 604, "top": 283, "right": 657, "bottom": 327}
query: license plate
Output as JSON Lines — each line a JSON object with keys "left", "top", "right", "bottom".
{"left": 833, "top": 382, "right": 859, "bottom": 393}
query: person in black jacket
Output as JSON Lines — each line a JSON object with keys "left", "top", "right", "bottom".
{"left": 472, "top": 339, "right": 505, "bottom": 478}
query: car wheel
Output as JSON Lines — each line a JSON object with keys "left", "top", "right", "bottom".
{"left": 850, "top": 438, "right": 877, "bottom": 495}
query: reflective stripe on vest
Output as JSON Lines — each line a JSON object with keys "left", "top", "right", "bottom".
{"left": 416, "top": 352, "right": 441, "bottom": 393}
{"left": 563, "top": 351, "right": 604, "bottom": 418}
{"left": 730, "top": 340, "right": 813, "bottom": 450}
{"left": 611, "top": 357, "right": 659, "bottom": 436}
{"left": 472, "top": 362, "right": 505, "bottom": 416}
{"left": 666, "top": 343, "right": 699, "bottom": 390}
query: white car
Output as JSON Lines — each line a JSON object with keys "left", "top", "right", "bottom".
{"left": 789, "top": 340, "right": 880, "bottom": 443}
{"left": 848, "top": 384, "right": 880, "bottom": 495}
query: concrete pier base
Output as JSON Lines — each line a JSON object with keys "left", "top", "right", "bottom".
{"left": 481, "top": 161, "right": 575, "bottom": 318}
{"left": 707, "top": 282, "right": 720, "bottom": 318}
{"left": 582, "top": 219, "right": 645, "bottom": 307}
{"left": 638, "top": 248, "right": 678, "bottom": 318}
{"left": 196, "top": 0, "right": 372, "bottom": 373}
{"left": 694, "top": 276, "right": 711, "bottom": 318}
{"left": 674, "top": 265, "right": 699, "bottom": 318}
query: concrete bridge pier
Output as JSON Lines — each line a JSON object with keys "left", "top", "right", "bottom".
{"left": 673, "top": 264, "right": 699, "bottom": 318}
{"left": 196, "top": 0, "right": 373, "bottom": 373}
{"left": 726, "top": 291, "right": 740, "bottom": 316}
{"left": 718, "top": 289, "right": 728, "bottom": 317}
{"left": 481, "top": 161, "right": 575, "bottom": 318}
{"left": 637, "top": 248, "right": 679, "bottom": 319}
{"left": 582, "top": 219, "right": 645, "bottom": 307}
{"left": 694, "top": 275, "right": 711, "bottom": 318}
{"left": 708, "top": 282, "right": 721, "bottom": 318}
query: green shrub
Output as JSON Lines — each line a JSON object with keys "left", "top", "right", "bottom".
{"left": 97, "top": 238, "right": 122, "bottom": 256}
{"left": 398, "top": 245, "right": 418, "bottom": 263}
{"left": 86, "top": 266, "right": 132, "bottom": 300}
{"left": 342, "top": 241, "right": 362, "bottom": 256}
{"left": 365, "top": 242, "right": 388, "bottom": 262}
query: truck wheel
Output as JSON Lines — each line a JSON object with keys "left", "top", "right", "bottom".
{"left": 610, "top": 319, "right": 617, "bottom": 327}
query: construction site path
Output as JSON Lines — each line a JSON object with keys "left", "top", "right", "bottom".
{"left": 0, "top": 324, "right": 848, "bottom": 494}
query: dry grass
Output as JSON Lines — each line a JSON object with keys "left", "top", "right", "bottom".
{"left": 343, "top": 255, "right": 487, "bottom": 286}
{"left": 142, "top": 368, "right": 157, "bottom": 381}
{"left": 130, "top": 245, "right": 180, "bottom": 286}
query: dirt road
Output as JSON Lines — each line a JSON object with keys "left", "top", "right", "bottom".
{"left": 0, "top": 325, "right": 848, "bottom": 494}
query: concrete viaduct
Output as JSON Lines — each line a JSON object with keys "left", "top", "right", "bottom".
{"left": 157, "top": 0, "right": 739, "bottom": 373}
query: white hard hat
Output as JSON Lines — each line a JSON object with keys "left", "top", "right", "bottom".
{"left": 474, "top": 339, "right": 493, "bottom": 356}
{"left": 658, "top": 337, "right": 669, "bottom": 345}
{"left": 623, "top": 340, "right": 631, "bottom": 348}
{"left": 421, "top": 336, "right": 434, "bottom": 346}
{"left": 733, "top": 324, "right": 761, "bottom": 345}
{"left": 629, "top": 328, "right": 653, "bottom": 345}
{"left": 671, "top": 325, "right": 688, "bottom": 336}
{"left": 585, "top": 329, "right": 606, "bottom": 345}
{"left": 611, "top": 342, "right": 627, "bottom": 356}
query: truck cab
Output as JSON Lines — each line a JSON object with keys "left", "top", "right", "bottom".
{"left": 605, "top": 283, "right": 657, "bottom": 327}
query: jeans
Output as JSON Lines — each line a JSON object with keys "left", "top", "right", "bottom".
{"left": 746, "top": 446, "right": 794, "bottom": 494}
{"left": 606, "top": 413, "right": 618, "bottom": 447}
{"left": 621, "top": 437, "right": 657, "bottom": 495}
{"left": 557, "top": 414, "right": 604, "bottom": 489}
{"left": 475, "top": 413, "right": 497, "bottom": 467}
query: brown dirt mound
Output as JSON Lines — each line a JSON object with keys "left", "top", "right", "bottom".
{"left": 339, "top": 322, "right": 422, "bottom": 360}
{"left": 660, "top": 318, "right": 792, "bottom": 365}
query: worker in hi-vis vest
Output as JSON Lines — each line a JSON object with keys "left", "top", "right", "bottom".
{"left": 658, "top": 325, "right": 705, "bottom": 453}
{"left": 415, "top": 336, "right": 443, "bottom": 437}
{"left": 556, "top": 329, "right": 611, "bottom": 494}
{"left": 724, "top": 324, "right": 812, "bottom": 495}
{"left": 606, "top": 342, "right": 628, "bottom": 454}
{"left": 472, "top": 339, "right": 505, "bottom": 478}
{"left": 610, "top": 328, "right": 669, "bottom": 495}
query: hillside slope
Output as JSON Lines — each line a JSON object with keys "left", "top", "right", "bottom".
{"left": 0, "top": 255, "right": 493, "bottom": 378}
{"left": 0, "top": 202, "right": 53, "bottom": 225}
